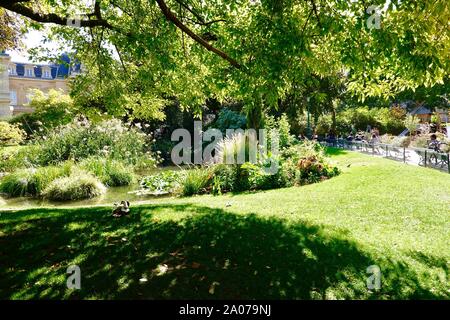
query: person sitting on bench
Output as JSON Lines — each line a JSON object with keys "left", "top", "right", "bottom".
{"left": 428, "top": 134, "right": 441, "bottom": 152}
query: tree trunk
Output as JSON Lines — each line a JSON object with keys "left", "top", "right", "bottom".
{"left": 331, "top": 106, "right": 337, "bottom": 135}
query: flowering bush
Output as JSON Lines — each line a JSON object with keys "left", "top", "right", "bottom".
{"left": 281, "top": 140, "right": 340, "bottom": 185}
{"left": 34, "top": 118, "right": 158, "bottom": 166}
{"left": 296, "top": 155, "right": 340, "bottom": 184}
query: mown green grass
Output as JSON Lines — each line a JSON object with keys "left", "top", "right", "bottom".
{"left": 0, "top": 149, "right": 449, "bottom": 299}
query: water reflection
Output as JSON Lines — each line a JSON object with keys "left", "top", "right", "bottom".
{"left": 0, "top": 183, "right": 177, "bottom": 210}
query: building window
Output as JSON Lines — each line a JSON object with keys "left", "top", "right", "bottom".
{"left": 26, "top": 68, "right": 34, "bottom": 77}
{"left": 25, "top": 94, "right": 31, "bottom": 104}
{"left": 8, "top": 65, "right": 16, "bottom": 75}
{"left": 43, "top": 69, "right": 51, "bottom": 78}
{"left": 10, "top": 91, "right": 17, "bottom": 105}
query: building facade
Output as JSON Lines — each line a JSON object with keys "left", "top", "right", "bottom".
{"left": 0, "top": 52, "right": 77, "bottom": 119}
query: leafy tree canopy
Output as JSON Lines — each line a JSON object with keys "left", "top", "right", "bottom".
{"left": 1, "top": 0, "right": 449, "bottom": 120}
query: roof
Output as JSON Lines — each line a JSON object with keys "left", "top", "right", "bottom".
{"left": 7, "top": 53, "right": 81, "bottom": 80}
{"left": 410, "top": 106, "right": 432, "bottom": 115}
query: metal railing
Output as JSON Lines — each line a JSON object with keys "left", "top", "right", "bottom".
{"left": 320, "top": 139, "right": 450, "bottom": 173}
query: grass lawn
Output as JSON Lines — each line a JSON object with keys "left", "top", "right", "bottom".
{"left": 0, "top": 149, "right": 449, "bottom": 299}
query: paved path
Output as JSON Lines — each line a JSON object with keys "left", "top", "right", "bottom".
{"left": 323, "top": 141, "right": 449, "bottom": 173}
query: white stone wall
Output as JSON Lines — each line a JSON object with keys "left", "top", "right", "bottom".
{"left": 0, "top": 55, "right": 12, "bottom": 119}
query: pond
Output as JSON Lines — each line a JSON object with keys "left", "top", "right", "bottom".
{"left": 0, "top": 183, "right": 176, "bottom": 210}
{"left": 0, "top": 166, "right": 181, "bottom": 210}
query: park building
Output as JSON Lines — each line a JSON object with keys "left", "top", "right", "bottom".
{"left": 0, "top": 51, "right": 80, "bottom": 119}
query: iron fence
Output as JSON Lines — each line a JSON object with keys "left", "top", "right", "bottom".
{"left": 320, "top": 139, "right": 450, "bottom": 174}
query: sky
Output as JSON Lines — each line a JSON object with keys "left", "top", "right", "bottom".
{"left": 7, "top": 30, "right": 59, "bottom": 64}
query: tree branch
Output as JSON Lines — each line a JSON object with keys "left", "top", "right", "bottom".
{"left": 0, "top": 0, "right": 116, "bottom": 29}
{"left": 0, "top": 0, "right": 240, "bottom": 68}
{"left": 174, "top": 0, "right": 205, "bottom": 24}
{"left": 174, "top": 0, "right": 226, "bottom": 26}
{"left": 309, "top": 0, "right": 322, "bottom": 29}
{"left": 155, "top": 0, "right": 240, "bottom": 68}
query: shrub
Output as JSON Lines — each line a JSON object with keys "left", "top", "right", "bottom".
{"left": 212, "top": 164, "right": 237, "bottom": 192}
{"left": 211, "top": 176, "right": 223, "bottom": 196}
{"left": 241, "top": 161, "right": 288, "bottom": 191}
{"left": 34, "top": 118, "right": 157, "bottom": 166}
{"left": 0, "top": 163, "right": 72, "bottom": 197}
{"left": 43, "top": 171, "right": 106, "bottom": 201}
{"left": 78, "top": 157, "right": 135, "bottom": 187}
{"left": 404, "top": 115, "right": 420, "bottom": 136}
{"left": 335, "top": 107, "right": 378, "bottom": 135}
{"left": 213, "top": 108, "right": 246, "bottom": 133}
{"left": 0, "top": 122, "right": 26, "bottom": 146}
{"left": 377, "top": 107, "right": 407, "bottom": 135}
{"left": 281, "top": 140, "right": 339, "bottom": 185}
{"left": 280, "top": 159, "right": 297, "bottom": 188}
{"left": 265, "top": 114, "right": 294, "bottom": 149}
{"left": 314, "top": 115, "right": 333, "bottom": 137}
{"left": 296, "top": 155, "right": 339, "bottom": 185}
{"left": 333, "top": 107, "right": 406, "bottom": 135}
{"left": 231, "top": 163, "right": 253, "bottom": 192}
{"left": 214, "top": 133, "right": 258, "bottom": 192}
{"left": 0, "top": 170, "right": 31, "bottom": 197}
{"left": 282, "top": 140, "right": 326, "bottom": 164}
{"left": 213, "top": 160, "right": 288, "bottom": 193}
{"left": 379, "top": 134, "right": 395, "bottom": 144}
{"left": 0, "top": 145, "right": 41, "bottom": 172}
{"left": 410, "top": 135, "right": 430, "bottom": 149}
{"left": 140, "top": 170, "right": 184, "bottom": 194}
{"left": 180, "top": 167, "right": 213, "bottom": 196}
{"left": 152, "top": 139, "right": 176, "bottom": 165}
{"left": 9, "top": 89, "right": 76, "bottom": 137}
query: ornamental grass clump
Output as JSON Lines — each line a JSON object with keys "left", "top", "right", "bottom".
{"left": 180, "top": 166, "right": 213, "bottom": 196}
{"left": 43, "top": 170, "right": 106, "bottom": 201}
{"left": 0, "top": 163, "right": 73, "bottom": 197}
{"left": 78, "top": 157, "right": 135, "bottom": 187}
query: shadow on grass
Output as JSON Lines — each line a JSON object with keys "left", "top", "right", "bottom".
{"left": 0, "top": 204, "right": 446, "bottom": 299}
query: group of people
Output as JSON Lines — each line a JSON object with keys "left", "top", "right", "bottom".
{"left": 305, "top": 126, "right": 446, "bottom": 153}
{"left": 344, "top": 127, "right": 380, "bottom": 144}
